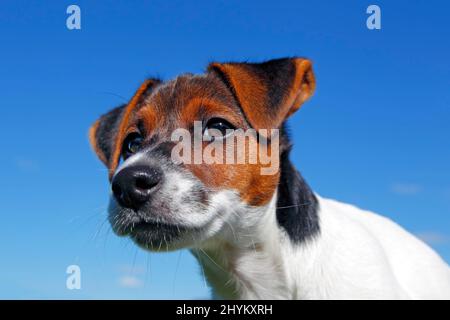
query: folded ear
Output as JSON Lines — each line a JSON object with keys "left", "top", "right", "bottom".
{"left": 208, "top": 57, "right": 315, "bottom": 131}
{"left": 88, "top": 79, "right": 160, "bottom": 176}
{"left": 89, "top": 104, "right": 125, "bottom": 167}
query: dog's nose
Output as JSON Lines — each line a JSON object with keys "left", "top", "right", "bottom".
{"left": 111, "top": 165, "right": 162, "bottom": 210}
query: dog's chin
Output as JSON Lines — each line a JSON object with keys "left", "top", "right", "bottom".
{"left": 128, "top": 221, "right": 200, "bottom": 252}
{"left": 108, "top": 205, "right": 210, "bottom": 252}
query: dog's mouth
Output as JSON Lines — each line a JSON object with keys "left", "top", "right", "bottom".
{"left": 128, "top": 220, "right": 190, "bottom": 250}
{"left": 117, "top": 219, "right": 182, "bottom": 235}
{"left": 108, "top": 208, "right": 201, "bottom": 251}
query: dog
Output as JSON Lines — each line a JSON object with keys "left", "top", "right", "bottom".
{"left": 89, "top": 57, "right": 450, "bottom": 299}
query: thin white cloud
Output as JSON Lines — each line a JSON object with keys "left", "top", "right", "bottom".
{"left": 416, "top": 231, "right": 449, "bottom": 245}
{"left": 117, "top": 264, "right": 146, "bottom": 288}
{"left": 118, "top": 275, "right": 143, "bottom": 288}
{"left": 390, "top": 183, "right": 422, "bottom": 195}
{"left": 14, "top": 157, "right": 39, "bottom": 172}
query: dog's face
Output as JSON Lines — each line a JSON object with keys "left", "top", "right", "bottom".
{"left": 89, "top": 58, "right": 315, "bottom": 251}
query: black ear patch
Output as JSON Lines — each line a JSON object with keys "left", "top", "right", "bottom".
{"left": 89, "top": 104, "right": 125, "bottom": 166}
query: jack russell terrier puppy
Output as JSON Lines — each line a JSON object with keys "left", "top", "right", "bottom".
{"left": 89, "top": 57, "right": 450, "bottom": 299}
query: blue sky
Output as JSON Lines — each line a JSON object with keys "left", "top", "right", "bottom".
{"left": 0, "top": 0, "right": 449, "bottom": 299}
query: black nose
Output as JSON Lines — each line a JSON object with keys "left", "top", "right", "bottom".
{"left": 111, "top": 165, "right": 162, "bottom": 210}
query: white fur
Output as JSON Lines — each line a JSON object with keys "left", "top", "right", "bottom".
{"left": 194, "top": 193, "right": 450, "bottom": 300}
{"left": 115, "top": 149, "right": 450, "bottom": 299}
{"left": 194, "top": 192, "right": 290, "bottom": 299}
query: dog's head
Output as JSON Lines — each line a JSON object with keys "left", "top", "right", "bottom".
{"left": 89, "top": 57, "right": 315, "bottom": 251}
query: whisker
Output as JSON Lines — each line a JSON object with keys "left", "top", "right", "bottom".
{"left": 97, "top": 91, "right": 129, "bottom": 102}
{"left": 172, "top": 251, "right": 182, "bottom": 297}
{"left": 276, "top": 202, "right": 312, "bottom": 210}
{"left": 198, "top": 248, "right": 227, "bottom": 274}
{"left": 192, "top": 250, "right": 208, "bottom": 289}
{"left": 131, "top": 246, "right": 138, "bottom": 271}
{"left": 144, "top": 253, "right": 151, "bottom": 288}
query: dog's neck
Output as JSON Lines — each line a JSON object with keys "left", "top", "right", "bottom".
{"left": 192, "top": 153, "right": 319, "bottom": 299}
{"left": 192, "top": 193, "right": 288, "bottom": 299}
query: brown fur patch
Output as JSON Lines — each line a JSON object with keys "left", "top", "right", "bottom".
{"left": 88, "top": 119, "right": 106, "bottom": 165}
{"left": 285, "top": 59, "right": 316, "bottom": 117}
{"left": 108, "top": 79, "right": 159, "bottom": 178}
{"left": 208, "top": 58, "right": 315, "bottom": 132}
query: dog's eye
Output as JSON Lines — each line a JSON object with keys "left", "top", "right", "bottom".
{"left": 122, "top": 133, "right": 143, "bottom": 159}
{"left": 203, "top": 118, "right": 235, "bottom": 140}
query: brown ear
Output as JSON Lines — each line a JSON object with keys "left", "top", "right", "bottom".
{"left": 208, "top": 57, "right": 315, "bottom": 131}
{"left": 89, "top": 104, "right": 125, "bottom": 167}
{"left": 88, "top": 79, "right": 160, "bottom": 178}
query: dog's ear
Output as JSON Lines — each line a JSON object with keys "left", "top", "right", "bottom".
{"left": 89, "top": 104, "right": 126, "bottom": 167}
{"left": 208, "top": 57, "right": 315, "bottom": 130}
{"left": 89, "top": 79, "right": 160, "bottom": 177}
